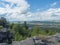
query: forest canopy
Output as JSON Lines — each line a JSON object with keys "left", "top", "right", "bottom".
{"left": 0, "top": 17, "right": 58, "bottom": 41}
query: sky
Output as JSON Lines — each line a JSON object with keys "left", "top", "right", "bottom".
{"left": 0, "top": 0, "right": 60, "bottom": 21}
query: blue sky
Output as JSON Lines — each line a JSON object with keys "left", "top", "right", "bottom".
{"left": 0, "top": 0, "right": 60, "bottom": 21}
{"left": 27, "top": 0, "right": 60, "bottom": 12}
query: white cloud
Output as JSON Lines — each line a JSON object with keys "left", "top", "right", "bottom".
{"left": 0, "top": 0, "right": 60, "bottom": 21}
{"left": 0, "top": 0, "right": 30, "bottom": 14}
{"left": 24, "top": 8, "right": 60, "bottom": 21}
{"left": 0, "top": 0, "right": 30, "bottom": 21}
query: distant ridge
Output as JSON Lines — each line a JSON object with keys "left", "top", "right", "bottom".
{"left": 9, "top": 20, "right": 60, "bottom": 24}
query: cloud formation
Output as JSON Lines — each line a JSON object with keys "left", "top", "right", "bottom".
{"left": 26, "top": 8, "right": 60, "bottom": 21}
{"left": 0, "top": 0, "right": 30, "bottom": 21}
{"left": 0, "top": 0, "right": 60, "bottom": 21}
{"left": 0, "top": 0, "right": 30, "bottom": 14}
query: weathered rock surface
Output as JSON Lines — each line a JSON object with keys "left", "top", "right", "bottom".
{"left": 0, "top": 33, "right": 60, "bottom": 45}
{"left": 12, "top": 38, "right": 34, "bottom": 45}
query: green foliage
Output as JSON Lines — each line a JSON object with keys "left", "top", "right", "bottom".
{"left": 23, "top": 21, "right": 28, "bottom": 30}
{"left": 0, "top": 17, "right": 58, "bottom": 41}
{"left": 31, "top": 26, "right": 40, "bottom": 36}
{"left": 12, "top": 23, "right": 57, "bottom": 41}
{"left": 14, "top": 32, "right": 23, "bottom": 41}
{"left": 40, "top": 30, "right": 47, "bottom": 35}
{"left": 47, "top": 30, "right": 56, "bottom": 35}
{"left": 12, "top": 22, "right": 29, "bottom": 41}
{"left": 0, "top": 26, "right": 3, "bottom": 29}
{"left": 9, "top": 23, "right": 14, "bottom": 29}
{"left": 0, "top": 17, "right": 9, "bottom": 28}
{"left": 12, "top": 24, "right": 21, "bottom": 32}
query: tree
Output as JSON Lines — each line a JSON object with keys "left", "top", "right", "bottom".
{"left": 31, "top": 26, "right": 40, "bottom": 36}
{"left": 23, "top": 21, "right": 28, "bottom": 30}
{"left": 0, "top": 17, "right": 8, "bottom": 28}
{"left": 14, "top": 32, "right": 23, "bottom": 41}
{"left": 12, "top": 24, "right": 22, "bottom": 41}
{"left": 12, "top": 24, "right": 21, "bottom": 33}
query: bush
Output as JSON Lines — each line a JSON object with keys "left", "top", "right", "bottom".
{"left": 0, "top": 26, "right": 3, "bottom": 30}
